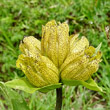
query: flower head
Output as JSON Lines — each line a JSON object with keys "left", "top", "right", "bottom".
{"left": 16, "top": 36, "right": 59, "bottom": 87}
{"left": 16, "top": 20, "right": 101, "bottom": 88}
{"left": 61, "top": 35, "right": 101, "bottom": 81}
{"left": 41, "top": 20, "right": 69, "bottom": 67}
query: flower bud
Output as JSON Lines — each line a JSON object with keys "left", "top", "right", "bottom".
{"left": 16, "top": 20, "right": 102, "bottom": 88}
{"left": 61, "top": 35, "right": 101, "bottom": 81}
{"left": 16, "top": 36, "right": 59, "bottom": 87}
{"left": 41, "top": 20, "right": 69, "bottom": 67}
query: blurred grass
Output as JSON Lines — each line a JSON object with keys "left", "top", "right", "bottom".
{"left": 0, "top": 0, "right": 110, "bottom": 109}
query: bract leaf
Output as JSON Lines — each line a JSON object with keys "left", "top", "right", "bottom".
{"left": 95, "top": 43, "right": 102, "bottom": 54}
{"left": 5, "top": 77, "right": 62, "bottom": 93}
{"left": 38, "top": 83, "right": 62, "bottom": 93}
{"left": 5, "top": 77, "right": 39, "bottom": 94}
{"left": 62, "top": 78, "right": 102, "bottom": 92}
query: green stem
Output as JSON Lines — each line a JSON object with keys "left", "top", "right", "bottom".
{"left": 55, "top": 87, "right": 62, "bottom": 110}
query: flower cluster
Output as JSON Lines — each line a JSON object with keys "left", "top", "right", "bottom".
{"left": 16, "top": 20, "right": 101, "bottom": 87}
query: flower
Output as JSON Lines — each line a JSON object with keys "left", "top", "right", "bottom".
{"left": 41, "top": 20, "right": 69, "bottom": 67}
{"left": 16, "top": 36, "right": 59, "bottom": 87}
{"left": 61, "top": 35, "right": 102, "bottom": 81}
{"left": 16, "top": 20, "right": 101, "bottom": 88}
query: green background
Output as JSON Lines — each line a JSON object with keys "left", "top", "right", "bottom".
{"left": 0, "top": 0, "right": 110, "bottom": 110}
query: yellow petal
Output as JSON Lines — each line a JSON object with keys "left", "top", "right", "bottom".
{"left": 46, "top": 20, "right": 57, "bottom": 27}
{"left": 16, "top": 54, "right": 48, "bottom": 87}
{"left": 73, "top": 60, "right": 99, "bottom": 81}
{"left": 41, "top": 20, "right": 69, "bottom": 67}
{"left": 60, "top": 36, "right": 88, "bottom": 72}
{"left": 90, "top": 51, "right": 102, "bottom": 61}
{"left": 60, "top": 51, "right": 84, "bottom": 72}
{"left": 71, "top": 36, "right": 89, "bottom": 54}
{"left": 57, "top": 22, "right": 69, "bottom": 67}
{"left": 19, "top": 36, "right": 41, "bottom": 55}
{"left": 34, "top": 56, "right": 59, "bottom": 84}
{"left": 41, "top": 25, "right": 45, "bottom": 54}
{"left": 16, "top": 54, "right": 25, "bottom": 68}
{"left": 85, "top": 46, "right": 96, "bottom": 57}
{"left": 69, "top": 34, "right": 79, "bottom": 52}
{"left": 41, "top": 20, "right": 57, "bottom": 55}
{"left": 41, "top": 56, "right": 59, "bottom": 76}
{"left": 47, "top": 25, "right": 58, "bottom": 66}
{"left": 40, "top": 67, "right": 59, "bottom": 84}
{"left": 95, "top": 51, "right": 102, "bottom": 60}
{"left": 26, "top": 66, "right": 48, "bottom": 87}
{"left": 85, "top": 46, "right": 102, "bottom": 62}
{"left": 17, "top": 52, "right": 59, "bottom": 85}
{"left": 61, "top": 56, "right": 88, "bottom": 80}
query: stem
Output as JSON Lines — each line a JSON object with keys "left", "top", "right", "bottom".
{"left": 55, "top": 87, "right": 62, "bottom": 110}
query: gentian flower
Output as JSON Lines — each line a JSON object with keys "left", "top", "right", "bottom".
{"left": 16, "top": 20, "right": 101, "bottom": 88}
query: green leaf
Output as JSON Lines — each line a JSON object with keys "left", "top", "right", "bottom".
{"left": 5, "top": 77, "right": 39, "bottom": 94}
{"left": 5, "top": 77, "right": 62, "bottom": 93}
{"left": 62, "top": 78, "right": 103, "bottom": 92}
{"left": 0, "top": 82, "right": 29, "bottom": 110}
{"left": 38, "top": 83, "right": 62, "bottom": 93}
{"left": 95, "top": 43, "right": 102, "bottom": 54}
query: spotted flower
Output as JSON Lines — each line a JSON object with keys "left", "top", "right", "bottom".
{"left": 16, "top": 20, "right": 101, "bottom": 88}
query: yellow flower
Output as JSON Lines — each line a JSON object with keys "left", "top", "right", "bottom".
{"left": 41, "top": 20, "right": 69, "bottom": 67}
{"left": 61, "top": 35, "right": 102, "bottom": 81}
{"left": 16, "top": 36, "right": 59, "bottom": 87}
{"left": 16, "top": 20, "right": 101, "bottom": 88}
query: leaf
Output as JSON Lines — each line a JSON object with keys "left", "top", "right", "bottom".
{"left": 38, "top": 83, "right": 62, "bottom": 93}
{"left": 62, "top": 78, "right": 103, "bottom": 92}
{"left": 5, "top": 77, "right": 62, "bottom": 93}
{"left": 95, "top": 43, "right": 102, "bottom": 54}
{"left": 0, "top": 82, "right": 29, "bottom": 110}
{"left": 5, "top": 77, "right": 39, "bottom": 94}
